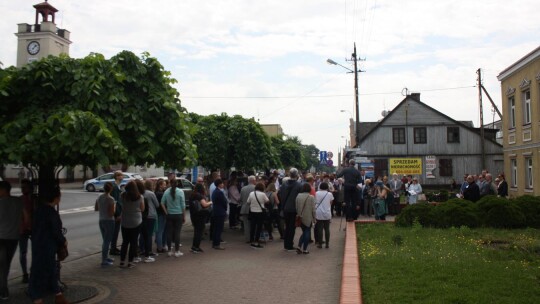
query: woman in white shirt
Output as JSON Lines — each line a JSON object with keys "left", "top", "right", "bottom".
{"left": 247, "top": 182, "right": 269, "bottom": 249}
{"left": 407, "top": 177, "right": 423, "bottom": 204}
{"left": 315, "top": 182, "right": 334, "bottom": 249}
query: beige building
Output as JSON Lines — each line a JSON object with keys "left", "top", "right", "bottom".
{"left": 261, "top": 124, "right": 284, "bottom": 137}
{"left": 15, "top": 1, "right": 71, "bottom": 67}
{"left": 497, "top": 46, "right": 540, "bottom": 197}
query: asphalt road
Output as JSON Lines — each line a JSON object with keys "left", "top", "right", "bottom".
{"left": 8, "top": 190, "right": 103, "bottom": 280}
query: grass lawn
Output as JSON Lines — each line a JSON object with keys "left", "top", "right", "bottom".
{"left": 357, "top": 223, "right": 540, "bottom": 304}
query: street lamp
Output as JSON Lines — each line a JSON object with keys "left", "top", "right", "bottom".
{"left": 327, "top": 43, "right": 364, "bottom": 147}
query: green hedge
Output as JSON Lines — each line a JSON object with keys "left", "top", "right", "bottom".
{"left": 395, "top": 195, "right": 540, "bottom": 229}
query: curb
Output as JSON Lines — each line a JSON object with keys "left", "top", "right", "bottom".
{"left": 340, "top": 219, "right": 395, "bottom": 304}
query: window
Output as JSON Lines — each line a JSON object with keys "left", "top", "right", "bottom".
{"left": 511, "top": 159, "right": 517, "bottom": 188}
{"left": 523, "top": 90, "right": 531, "bottom": 124}
{"left": 439, "top": 159, "right": 453, "bottom": 177}
{"left": 392, "top": 128, "right": 405, "bottom": 144}
{"left": 509, "top": 97, "right": 516, "bottom": 128}
{"left": 526, "top": 157, "right": 533, "bottom": 189}
{"left": 447, "top": 127, "right": 460, "bottom": 143}
{"left": 414, "top": 127, "right": 427, "bottom": 144}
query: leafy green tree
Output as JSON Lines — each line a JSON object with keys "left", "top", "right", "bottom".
{"left": 0, "top": 52, "right": 196, "bottom": 196}
{"left": 191, "top": 113, "right": 278, "bottom": 172}
{"left": 271, "top": 135, "right": 307, "bottom": 170}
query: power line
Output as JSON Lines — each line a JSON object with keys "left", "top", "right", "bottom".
{"left": 182, "top": 85, "right": 476, "bottom": 99}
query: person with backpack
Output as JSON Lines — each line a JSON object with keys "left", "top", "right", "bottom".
{"left": 189, "top": 183, "right": 212, "bottom": 253}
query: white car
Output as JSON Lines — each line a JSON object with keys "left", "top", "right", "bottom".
{"left": 83, "top": 172, "right": 143, "bottom": 192}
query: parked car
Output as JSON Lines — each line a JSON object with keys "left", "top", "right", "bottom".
{"left": 83, "top": 172, "right": 143, "bottom": 192}
{"left": 146, "top": 177, "right": 194, "bottom": 200}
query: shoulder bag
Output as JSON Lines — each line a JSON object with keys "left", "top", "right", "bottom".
{"left": 295, "top": 196, "right": 309, "bottom": 227}
{"left": 253, "top": 191, "right": 269, "bottom": 220}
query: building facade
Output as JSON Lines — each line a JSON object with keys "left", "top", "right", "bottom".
{"left": 497, "top": 46, "right": 540, "bottom": 197}
{"left": 260, "top": 124, "right": 284, "bottom": 137}
{"left": 355, "top": 93, "right": 503, "bottom": 186}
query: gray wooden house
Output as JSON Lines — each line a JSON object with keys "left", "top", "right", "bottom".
{"left": 354, "top": 93, "right": 503, "bottom": 186}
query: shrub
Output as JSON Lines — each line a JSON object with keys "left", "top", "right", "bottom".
{"left": 512, "top": 195, "right": 540, "bottom": 228}
{"left": 484, "top": 203, "right": 526, "bottom": 228}
{"left": 395, "top": 203, "right": 432, "bottom": 227}
{"left": 430, "top": 199, "right": 479, "bottom": 228}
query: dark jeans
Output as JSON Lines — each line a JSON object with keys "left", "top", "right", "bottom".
{"left": 249, "top": 212, "right": 265, "bottom": 243}
{"left": 344, "top": 186, "right": 358, "bottom": 220}
{"left": 283, "top": 212, "right": 297, "bottom": 250}
{"left": 364, "top": 198, "right": 373, "bottom": 217}
{"left": 155, "top": 214, "right": 167, "bottom": 250}
{"left": 0, "top": 239, "right": 18, "bottom": 298}
{"left": 229, "top": 203, "right": 240, "bottom": 227}
{"left": 333, "top": 201, "right": 343, "bottom": 216}
{"left": 120, "top": 225, "right": 140, "bottom": 263}
{"left": 111, "top": 217, "right": 121, "bottom": 250}
{"left": 139, "top": 218, "right": 156, "bottom": 257}
{"left": 298, "top": 224, "right": 311, "bottom": 251}
{"left": 315, "top": 220, "right": 330, "bottom": 246}
{"left": 191, "top": 216, "right": 205, "bottom": 249}
{"left": 166, "top": 214, "right": 183, "bottom": 252}
{"left": 19, "top": 232, "right": 31, "bottom": 275}
{"left": 269, "top": 210, "right": 284, "bottom": 239}
{"left": 99, "top": 220, "right": 115, "bottom": 262}
{"left": 211, "top": 215, "right": 225, "bottom": 247}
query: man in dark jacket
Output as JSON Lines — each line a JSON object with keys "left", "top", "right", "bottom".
{"left": 278, "top": 168, "right": 303, "bottom": 251}
{"left": 463, "top": 175, "right": 480, "bottom": 202}
{"left": 336, "top": 159, "right": 362, "bottom": 221}
{"left": 211, "top": 179, "right": 228, "bottom": 250}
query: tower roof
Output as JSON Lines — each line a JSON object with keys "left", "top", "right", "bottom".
{"left": 33, "top": 1, "right": 58, "bottom": 24}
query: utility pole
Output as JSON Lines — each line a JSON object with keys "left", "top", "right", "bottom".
{"left": 346, "top": 43, "right": 364, "bottom": 148}
{"left": 477, "top": 68, "right": 486, "bottom": 170}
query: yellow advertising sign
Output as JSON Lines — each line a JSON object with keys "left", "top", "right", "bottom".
{"left": 389, "top": 158, "right": 423, "bottom": 175}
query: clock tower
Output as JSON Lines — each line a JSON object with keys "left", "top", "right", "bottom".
{"left": 15, "top": 1, "right": 71, "bottom": 67}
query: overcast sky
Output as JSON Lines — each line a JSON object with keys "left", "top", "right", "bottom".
{"left": 1, "top": 0, "right": 539, "bottom": 164}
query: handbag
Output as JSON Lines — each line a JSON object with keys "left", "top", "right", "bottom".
{"left": 192, "top": 199, "right": 211, "bottom": 216}
{"left": 254, "top": 191, "right": 269, "bottom": 220}
{"left": 295, "top": 196, "right": 309, "bottom": 227}
{"left": 57, "top": 243, "right": 69, "bottom": 261}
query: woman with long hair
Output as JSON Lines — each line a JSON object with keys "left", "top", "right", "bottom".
{"left": 189, "top": 183, "right": 212, "bottom": 253}
{"left": 94, "top": 182, "right": 115, "bottom": 266}
{"left": 161, "top": 179, "right": 186, "bottom": 257}
{"left": 119, "top": 181, "right": 144, "bottom": 268}
{"left": 154, "top": 179, "right": 168, "bottom": 253}
{"left": 265, "top": 181, "right": 282, "bottom": 240}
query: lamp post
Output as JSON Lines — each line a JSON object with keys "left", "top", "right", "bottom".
{"left": 328, "top": 43, "right": 364, "bottom": 148}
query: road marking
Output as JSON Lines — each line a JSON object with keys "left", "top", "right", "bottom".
{"left": 60, "top": 206, "right": 95, "bottom": 215}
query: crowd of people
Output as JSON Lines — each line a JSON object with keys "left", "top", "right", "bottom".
{"left": 0, "top": 163, "right": 507, "bottom": 303}
{"left": 458, "top": 170, "right": 508, "bottom": 202}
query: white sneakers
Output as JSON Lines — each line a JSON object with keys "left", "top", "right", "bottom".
{"left": 167, "top": 251, "right": 173, "bottom": 257}
{"left": 133, "top": 257, "right": 142, "bottom": 263}
{"left": 144, "top": 257, "right": 155, "bottom": 263}
{"left": 174, "top": 251, "right": 184, "bottom": 257}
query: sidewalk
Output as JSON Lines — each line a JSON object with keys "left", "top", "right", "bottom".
{"left": 8, "top": 216, "right": 349, "bottom": 304}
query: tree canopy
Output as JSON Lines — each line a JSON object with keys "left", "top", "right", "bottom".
{"left": 0, "top": 51, "right": 196, "bottom": 193}
{"left": 190, "top": 113, "right": 279, "bottom": 171}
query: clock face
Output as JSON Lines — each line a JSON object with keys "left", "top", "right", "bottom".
{"left": 27, "top": 41, "right": 40, "bottom": 55}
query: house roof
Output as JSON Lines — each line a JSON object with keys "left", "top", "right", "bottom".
{"left": 497, "top": 46, "right": 540, "bottom": 81}
{"left": 358, "top": 94, "right": 503, "bottom": 147}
